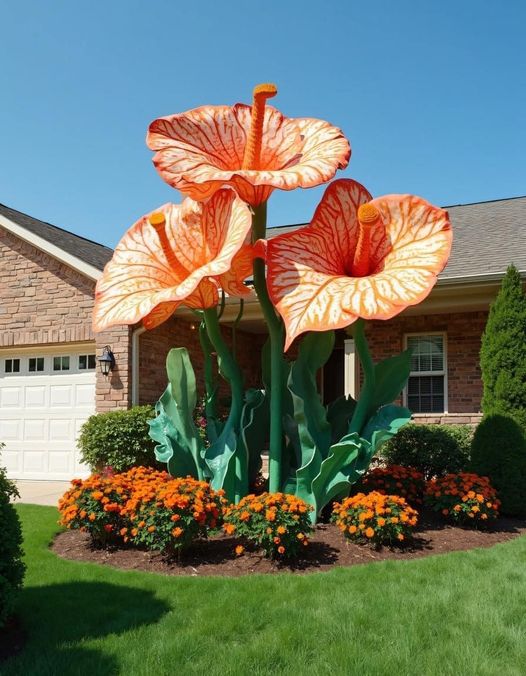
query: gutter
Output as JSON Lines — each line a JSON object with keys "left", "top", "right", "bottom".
{"left": 436, "top": 270, "right": 526, "bottom": 286}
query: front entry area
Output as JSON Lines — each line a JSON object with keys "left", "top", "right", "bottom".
{"left": 0, "top": 344, "right": 96, "bottom": 480}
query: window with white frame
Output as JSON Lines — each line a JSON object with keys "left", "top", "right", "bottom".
{"left": 405, "top": 334, "right": 446, "bottom": 413}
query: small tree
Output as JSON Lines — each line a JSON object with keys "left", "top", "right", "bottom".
{"left": 480, "top": 264, "right": 526, "bottom": 429}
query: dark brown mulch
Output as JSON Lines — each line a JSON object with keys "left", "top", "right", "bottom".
{"left": 51, "top": 512, "right": 526, "bottom": 577}
{"left": 0, "top": 616, "right": 26, "bottom": 663}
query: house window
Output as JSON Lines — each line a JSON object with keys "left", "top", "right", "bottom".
{"left": 405, "top": 334, "right": 447, "bottom": 413}
{"left": 4, "top": 358, "right": 20, "bottom": 374}
{"left": 78, "top": 354, "right": 96, "bottom": 370}
{"left": 29, "top": 357, "right": 45, "bottom": 372}
{"left": 53, "top": 356, "right": 70, "bottom": 371}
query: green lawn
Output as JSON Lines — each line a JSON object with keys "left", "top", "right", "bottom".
{"left": 4, "top": 504, "right": 526, "bottom": 676}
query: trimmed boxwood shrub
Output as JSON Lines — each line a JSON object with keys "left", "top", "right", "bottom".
{"left": 470, "top": 413, "right": 526, "bottom": 517}
{"left": 0, "top": 450, "right": 25, "bottom": 629}
{"left": 381, "top": 424, "right": 472, "bottom": 480}
{"left": 78, "top": 406, "right": 158, "bottom": 473}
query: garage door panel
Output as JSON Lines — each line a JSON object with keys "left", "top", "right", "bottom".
{"left": 1, "top": 347, "right": 95, "bottom": 480}
{"left": 22, "top": 451, "right": 47, "bottom": 473}
{"left": 3, "top": 451, "right": 20, "bottom": 473}
{"left": 1, "top": 387, "right": 22, "bottom": 407}
{"left": 75, "top": 383, "right": 95, "bottom": 407}
{"left": 49, "top": 385, "right": 74, "bottom": 407}
{"left": 25, "top": 386, "right": 47, "bottom": 408}
{"left": 48, "top": 452, "right": 72, "bottom": 474}
{"left": 49, "top": 419, "right": 73, "bottom": 441}
{"left": 1, "top": 419, "right": 22, "bottom": 440}
{"left": 24, "top": 419, "right": 48, "bottom": 441}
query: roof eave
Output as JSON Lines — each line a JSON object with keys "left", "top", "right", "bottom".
{"left": 0, "top": 213, "right": 102, "bottom": 281}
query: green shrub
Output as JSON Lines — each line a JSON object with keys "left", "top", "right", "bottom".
{"left": 480, "top": 264, "right": 526, "bottom": 430}
{"left": 381, "top": 424, "right": 472, "bottom": 479}
{"left": 470, "top": 413, "right": 526, "bottom": 517}
{"left": 0, "top": 450, "right": 25, "bottom": 628}
{"left": 78, "top": 406, "right": 158, "bottom": 473}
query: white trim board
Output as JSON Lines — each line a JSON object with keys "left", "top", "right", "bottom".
{"left": 0, "top": 213, "right": 102, "bottom": 282}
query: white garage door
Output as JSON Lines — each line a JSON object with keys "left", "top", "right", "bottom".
{"left": 0, "top": 345, "right": 96, "bottom": 480}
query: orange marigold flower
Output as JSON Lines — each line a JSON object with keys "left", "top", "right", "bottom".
{"left": 365, "top": 527, "right": 375, "bottom": 538}
{"left": 240, "top": 510, "right": 251, "bottom": 522}
{"left": 377, "top": 517, "right": 386, "bottom": 527}
{"left": 277, "top": 546, "right": 286, "bottom": 555}
{"left": 277, "top": 526, "right": 287, "bottom": 535}
{"left": 148, "top": 525, "right": 156, "bottom": 533}
{"left": 88, "top": 513, "right": 96, "bottom": 522}
{"left": 172, "top": 527, "right": 184, "bottom": 538}
{"left": 397, "top": 533, "right": 405, "bottom": 541}
{"left": 235, "top": 545, "right": 245, "bottom": 556}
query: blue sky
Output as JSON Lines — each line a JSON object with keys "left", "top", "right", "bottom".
{"left": 1, "top": 0, "right": 525, "bottom": 248}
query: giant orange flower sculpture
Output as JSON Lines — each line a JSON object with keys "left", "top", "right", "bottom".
{"left": 93, "top": 189, "right": 252, "bottom": 332}
{"left": 265, "top": 179, "right": 452, "bottom": 350}
{"left": 146, "top": 84, "right": 351, "bottom": 207}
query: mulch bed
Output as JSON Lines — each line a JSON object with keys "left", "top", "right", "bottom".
{"left": 52, "top": 512, "right": 526, "bottom": 577}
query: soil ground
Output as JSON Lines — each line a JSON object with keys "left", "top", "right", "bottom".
{"left": 52, "top": 512, "right": 526, "bottom": 577}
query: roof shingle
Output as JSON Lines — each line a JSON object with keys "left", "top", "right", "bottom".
{"left": 1, "top": 195, "right": 525, "bottom": 281}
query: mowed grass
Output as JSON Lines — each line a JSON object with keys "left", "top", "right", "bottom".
{"left": 4, "top": 504, "right": 526, "bottom": 676}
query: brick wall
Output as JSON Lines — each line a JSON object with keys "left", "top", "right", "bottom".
{"left": 138, "top": 316, "right": 265, "bottom": 405}
{"left": 0, "top": 226, "right": 131, "bottom": 409}
{"left": 365, "top": 311, "right": 488, "bottom": 415}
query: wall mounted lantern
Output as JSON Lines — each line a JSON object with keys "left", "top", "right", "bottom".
{"left": 98, "top": 345, "right": 115, "bottom": 376}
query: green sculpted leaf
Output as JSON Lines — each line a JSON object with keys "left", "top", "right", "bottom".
{"left": 148, "top": 383, "right": 206, "bottom": 480}
{"left": 205, "top": 427, "right": 237, "bottom": 497}
{"left": 370, "top": 349, "right": 412, "bottom": 414}
{"left": 288, "top": 331, "right": 335, "bottom": 503}
{"left": 240, "top": 388, "right": 269, "bottom": 484}
{"left": 310, "top": 433, "right": 371, "bottom": 521}
{"left": 362, "top": 404, "right": 412, "bottom": 454}
{"left": 326, "top": 395, "right": 357, "bottom": 444}
{"left": 165, "top": 348, "right": 200, "bottom": 442}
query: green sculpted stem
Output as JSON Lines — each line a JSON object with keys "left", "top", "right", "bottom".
{"left": 202, "top": 307, "right": 246, "bottom": 498}
{"left": 348, "top": 319, "right": 375, "bottom": 435}
{"left": 252, "top": 202, "right": 285, "bottom": 492}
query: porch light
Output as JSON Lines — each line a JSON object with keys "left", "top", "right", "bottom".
{"left": 98, "top": 345, "right": 115, "bottom": 376}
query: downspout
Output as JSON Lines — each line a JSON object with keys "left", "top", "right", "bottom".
{"left": 131, "top": 326, "right": 146, "bottom": 406}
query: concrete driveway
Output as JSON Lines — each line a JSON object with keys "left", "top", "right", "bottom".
{"left": 14, "top": 481, "right": 69, "bottom": 506}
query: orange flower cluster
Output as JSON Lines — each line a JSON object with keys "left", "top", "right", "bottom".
{"left": 332, "top": 491, "right": 418, "bottom": 546}
{"left": 223, "top": 492, "right": 313, "bottom": 559}
{"left": 357, "top": 465, "right": 425, "bottom": 506}
{"left": 122, "top": 475, "right": 225, "bottom": 553}
{"left": 58, "top": 467, "right": 225, "bottom": 553}
{"left": 424, "top": 472, "right": 500, "bottom": 526}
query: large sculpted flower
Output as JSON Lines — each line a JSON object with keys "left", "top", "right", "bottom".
{"left": 265, "top": 179, "right": 452, "bottom": 349}
{"left": 93, "top": 189, "right": 252, "bottom": 332}
{"left": 146, "top": 84, "right": 351, "bottom": 207}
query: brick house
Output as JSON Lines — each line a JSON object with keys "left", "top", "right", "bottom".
{"left": 1, "top": 196, "right": 525, "bottom": 480}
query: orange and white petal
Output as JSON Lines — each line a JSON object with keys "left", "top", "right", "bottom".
{"left": 266, "top": 186, "right": 451, "bottom": 348}
{"left": 142, "top": 302, "right": 179, "bottom": 330}
{"left": 93, "top": 203, "right": 187, "bottom": 332}
{"left": 217, "top": 244, "right": 255, "bottom": 297}
{"left": 271, "top": 268, "right": 361, "bottom": 350}
{"left": 167, "top": 190, "right": 252, "bottom": 296}
{"left": 93, "top": 193, "right": 250, "bottom": 332}
{"left": 147, "top": 104, "right": 350, "bottom": 205}
{"left": 370, "top": 194, "right": 452, "bottom": 277}
{"left": 142, "top": 280, "right": 219, "bottom": 330}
